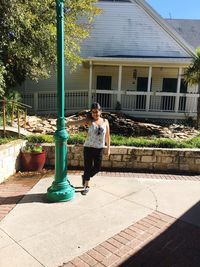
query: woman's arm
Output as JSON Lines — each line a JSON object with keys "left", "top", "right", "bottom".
{"left": 66, "top": 118, "right": 88, "bottom": 127}
{"left": 105, "top": 119, "right": 110, "bottom": 156}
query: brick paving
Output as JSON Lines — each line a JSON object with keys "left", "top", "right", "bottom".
{"left": 62, "top": 211, "right": 200, "bottom": 267}
{"left": 0, "top": 171, "right": 46, "bottom": 221}
{"left": 62, "top": 171, "right": 200, "bottom": 267}
{"left": 71, "top": 170, "right": 200, "bottom": 181}
{"left": 1, "top": 170, "right": 200, "bottom": 267}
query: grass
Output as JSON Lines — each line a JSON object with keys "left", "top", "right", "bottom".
{"left": 0, "top": 136, "right": 17, "bottom": 145}
{"left": 110, "top": 134, "right": 194, "bottom": 148}
{"left": 1, "top": 132, "right": 200, "bottom": 149}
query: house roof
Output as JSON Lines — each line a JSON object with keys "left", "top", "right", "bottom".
{"left": 82, "top": 0, "right": 196, "bottom": 62}
{"left": 132, "top": 0, "right": 196, "bottom": 56}
{"left": 165, "top": 19, "right": 200, "bottom": 50}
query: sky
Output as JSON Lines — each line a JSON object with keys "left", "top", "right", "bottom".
{"left": 146, "top": 0, "right": 200, "bottom": 19}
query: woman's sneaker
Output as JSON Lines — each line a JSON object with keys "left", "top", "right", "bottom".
{"left": 82, "top": 186, "right": 89, "bottom": 195}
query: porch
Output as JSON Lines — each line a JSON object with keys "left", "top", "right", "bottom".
{"left": 21, "top": 62, "right": 198, "bottom": 122}
{"left": 22, "top": 89, "right": 198, "bottom": 122}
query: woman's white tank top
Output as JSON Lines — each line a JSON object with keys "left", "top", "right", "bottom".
{"left": 84, "top": 120, "right": 107, "bottom": 148}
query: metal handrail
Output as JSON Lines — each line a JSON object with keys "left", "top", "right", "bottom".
{"left": 0, "top": 98, "right": 32, "bottom": 137}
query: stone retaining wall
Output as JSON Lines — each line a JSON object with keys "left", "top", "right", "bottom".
{"left": 1, "top": 142, "right": 200, "bottom": 184}
{"left": 44, "top": 144, "right": 200, "bottom": 174}
{"left": 0, "top": 140, "right": 26, "bottom": 183}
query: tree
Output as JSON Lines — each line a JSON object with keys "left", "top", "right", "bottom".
{"left": 0, "top": 0, "right": 100, "bottom": 93}
{"left": 0, "top": 64, "right": 6, "bottom": 96}
{"left": 184, "top": 48, "right": 200, "bottom": 128}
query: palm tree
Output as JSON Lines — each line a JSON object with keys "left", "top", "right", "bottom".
{"left": 184, "top": 48, "right": 200, "bottom": 128}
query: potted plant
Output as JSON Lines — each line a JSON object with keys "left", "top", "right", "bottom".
{"left": 20, "top": 143, "right": 46, "bottom": 171}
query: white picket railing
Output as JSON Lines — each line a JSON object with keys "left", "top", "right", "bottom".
{"left": 22, "top": 89, "right": 198, "bottom": 119}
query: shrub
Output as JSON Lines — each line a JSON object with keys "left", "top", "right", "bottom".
{"left": 25, "top": 134, "right": 54, "bottom": 143}
{"left": 1, "top": 132, "right": 200, "bottom": 149}
{"left": 21, "top": 143, "right": 43, "bottom": 153}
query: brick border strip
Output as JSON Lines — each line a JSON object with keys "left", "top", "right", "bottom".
{"left": 62, "top": 210, "right": 200, "bottom": 267}
{"left": 69, "top": 170, "right": 200, "bottom": 181}
{"left": 61, "top": 211, "right": 176, "bottom": 267}
{"left": 0, "top": 175, "right": 41, "bottom": 221}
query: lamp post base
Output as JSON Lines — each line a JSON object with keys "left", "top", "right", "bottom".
{"left": 47, "top": 180, "right": 75, "bottom": 202}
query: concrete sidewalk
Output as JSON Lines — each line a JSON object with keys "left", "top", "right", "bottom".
{"left": 1, "top": 171, "right": 200, "bottom": 267}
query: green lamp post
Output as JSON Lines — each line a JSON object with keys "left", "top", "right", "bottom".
{"left": 47, "top": 0, "right": 75, "bottom": 202}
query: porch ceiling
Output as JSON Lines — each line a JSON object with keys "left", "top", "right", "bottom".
{"left": 83, "top": 56, "right": 193, "bottom": 67}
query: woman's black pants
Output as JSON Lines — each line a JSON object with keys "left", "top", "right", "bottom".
{"left": 83, "top": 146, "right": 104, "bottom": 181}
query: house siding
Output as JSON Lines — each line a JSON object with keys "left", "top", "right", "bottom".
{"left": 24, "top": 66, "right": 194, "bottom": 94}
{"left": 24, "top": 66, "right": 89, "bottom": 92}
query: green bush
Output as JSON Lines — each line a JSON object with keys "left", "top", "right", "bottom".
{"left": 0, "top": 136, "right": 16, "bottom": 145}
{"left": 68, "top": 132, "right": 86, "bottom": 144}
{"left": 1, "top": 132, "right": 200, "bottom": 149}
{"left": 25, "top": 134, "right": 54, "bottom": 143}
{"left": 25, "top": 132, "right": 87, "bottom": 145}
{"left": 184, "top": 136, "right": 200, "bottom": 148}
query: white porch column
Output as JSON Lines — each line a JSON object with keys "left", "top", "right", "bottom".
{"left": 88, "top": 60, "right": 93, "bottom": 108}
{"left": 175, "top": 67, "right": 182, "bottom": 112}
{"left": 117, "top": 65, "right": 122, "bottom": 103}
{"left": 145, "top": 66, "right": 152, "bottom": 111}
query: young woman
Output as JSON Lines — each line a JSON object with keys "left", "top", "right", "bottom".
{"left": 67, "top": 102, "right": 110, "bottom": 195}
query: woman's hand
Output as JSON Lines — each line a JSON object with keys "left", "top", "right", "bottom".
{"left": 104, "top": 147, "right": 110, "bottom": 156}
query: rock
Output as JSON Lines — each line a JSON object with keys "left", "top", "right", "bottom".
{"left": 14, "top": 113, "right": 199, "bottom": 140}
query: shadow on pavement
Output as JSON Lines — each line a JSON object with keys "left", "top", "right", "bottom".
{"left": 119, "top": 201, "right": 200, "bottom": 267}
{"left": 0, "top": 187, "right": 85, "bottom": 205}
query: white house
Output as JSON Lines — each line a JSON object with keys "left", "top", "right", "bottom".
{"left": 21, "top": 0, "right": 200, "bottom": 123}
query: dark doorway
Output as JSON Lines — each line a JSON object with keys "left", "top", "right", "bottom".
{"left": 96, "top": 76, "right": 112, "bottom": 108}
{"left": 161, "top": 78, "right": 176, "bottom": 111}
{"left": 136, "top": 77, "right": 148, "bottom": 110}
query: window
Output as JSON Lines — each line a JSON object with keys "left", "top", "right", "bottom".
{"left": 162, "top": 78, "right": 187, "bottom": 93}
{"left": 180, "top": 79, "right": 187, "bottom": 93}
{"left": 162, "top": 78, "right": 177, "bottom": 92}
{"left": 137, "top": 77, "right": 148, "bottom": 92}
{"left": 161, "top": 78, "right": 188, "bottom": 111}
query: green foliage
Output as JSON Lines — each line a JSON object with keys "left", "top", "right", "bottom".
{"left": 110, "top": 135, "right": 184, "bottom": 148}
{"left": 185, "top": 135, "right": 200, "bottom": 148}
{"left": 68, "top": 132, "right": 87, "bottom": 144}
{"left": 0, "top": 136, "right": 16, "bottom": 145}
{"left": 21, "top": 143, "right": 43, "bottom": 153}
{"left": 0, "top": 64, "right": 6, "bottom": 96}
{"left": 2, "top": 132, "right": 200, "bottom": 149}
{"left": 25, "top": 134, "right": 54, "bottom": 143}
{"left": 4, "top": 89, "right": 22, "bottom": 116}
{"left": 22, "top": 133, "right": 200, "bottom": 149}
{"left": 184, "top": 47, "right": 200, "bottom": 86}
{"left": 0, "top": 0, "right": 100, "bottom": 90}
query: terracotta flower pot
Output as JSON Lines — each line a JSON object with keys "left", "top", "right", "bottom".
{"left": 20, "top": 151, "right": 46, "bottom": 171}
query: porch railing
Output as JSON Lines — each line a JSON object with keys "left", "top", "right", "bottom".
{"left": 22, "top": 89, "right": 198, "bottom": 118}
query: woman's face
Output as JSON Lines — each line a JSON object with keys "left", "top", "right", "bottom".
{"left": 91, "top": 108, "right": 101, "bottom": 120}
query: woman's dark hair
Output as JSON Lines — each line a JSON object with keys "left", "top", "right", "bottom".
{"left": 86, "top": 102, "right": 102, "bottom": 120}
{"left": 90, "top": 102, "right": 102, "bottom": 111}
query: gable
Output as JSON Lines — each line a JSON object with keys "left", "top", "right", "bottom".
{"left": 165, "top": 19, "right": 200, "bottom": 49}
{"left": 81, "top": 0, "right": 194, "bottom": 59}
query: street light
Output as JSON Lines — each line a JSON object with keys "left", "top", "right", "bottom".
{"left": 47, "top": 0, "right": 75, "bottom": 202}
